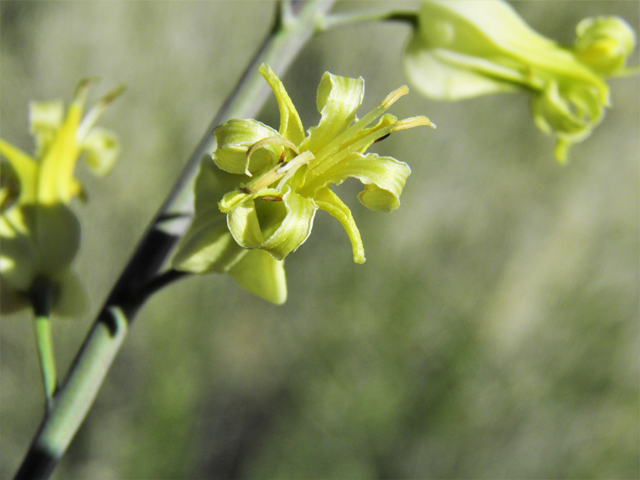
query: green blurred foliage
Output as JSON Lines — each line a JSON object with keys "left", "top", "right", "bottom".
{"left": 1, "top": 1, "right": 638, "bottom": 478}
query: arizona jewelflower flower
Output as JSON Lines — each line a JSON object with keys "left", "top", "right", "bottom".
{"left": 0, "top": 80, "right": 123, "bottom": 315}
{"left": 172, "top": 64, "right": 434, "bottom": 304}
{"left": 403, "top": 0, "right": 637, "bottom": 162}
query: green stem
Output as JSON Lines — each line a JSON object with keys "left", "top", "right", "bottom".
{"left": 34, "top": 315, "right": 56, "bottom": 411}
{"left": 317, "top": 8, "right": 417, "bottom": 31}
{"left": 30, "top": 278, "right": 57, "bottom": 413}
{"left": 14, "top": 1, "right": 335, "bottom": 479}
{"left": 16, "top": 307, "right": 129, "bottom": 480}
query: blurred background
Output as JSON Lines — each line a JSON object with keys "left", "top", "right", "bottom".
{"left": 1, "top": 1, "right": 638, "bottom": 478}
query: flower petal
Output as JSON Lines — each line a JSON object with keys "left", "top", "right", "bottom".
{"left": 314, "top": 187, "right": 365, "bottom": 264}
{"left": 574, "top": 16, "right": 637, "bottom": 76}
{"left": 405, "top": 0, "right": 609, "bottom": 102}
{"left": 259, "top": 64, "right": 305, "bottom": 145}
{"left": 307, "top": 152, "right": 411, "bottom": 213}
{"left": 259, "top": 188, "right": 317, "bottom": 259}
{"left": 299, "top": 72, "right": 364, "bottom": 154}
{"left": 415, "top": 0, "right": 567, "bottom": 73}
{"left": 37, "top": 91, "right": 84, "bottom": 204}
{"left": 404, "top": 34, "right": 518, "bottom": 100}
{"left": 227, "top": 187, "right": 317, "bottom": 261}
{"left": 227, "top": 249, "right": 287, "bottom": 304}
{"left": 81, "top": 127, "right": 120, "bottom": 176}
{"left": 0, "top": 212, "right": 38, "bottom": 291}
{"left": 531, "top": 81, "right": 602, "bottom": 162}
{"left": 0, "top": 138, "right": 38, "bottom": 205}
{"left": 29, "top": 100, "right": 65, "bottom": 158}
{"left": 227, "top": 199, "right": 266, "bottom": 249}
{"left": 213, "top": 119, "right": 282, "bottom": 175}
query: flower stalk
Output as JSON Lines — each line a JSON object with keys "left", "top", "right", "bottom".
{"left": 34, "top": 315, "right": 56, "bottom": 408}
{"left": 31, "top": 279, "right": 57, "bottom": 412}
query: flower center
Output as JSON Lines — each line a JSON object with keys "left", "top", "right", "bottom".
{"left": 245, "top": 135, "right": 299, "bottom": 176}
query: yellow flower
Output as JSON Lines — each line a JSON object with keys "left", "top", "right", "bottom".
{"left": 172, "top": 64, "right": 434, "bottom": 304}
{"left": 403, "top": 0, "right": 637, "bottom": 162}
{"left": 0, "top": 80, "right": 123, "bottom": 315}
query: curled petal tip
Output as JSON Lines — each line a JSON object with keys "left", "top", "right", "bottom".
{"left": 245, "top": 135, "right": 300, "bottom": 176}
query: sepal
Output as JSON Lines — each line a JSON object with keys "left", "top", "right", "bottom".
{"left": 228, "top": 249, "right": 287, "bottom": 304}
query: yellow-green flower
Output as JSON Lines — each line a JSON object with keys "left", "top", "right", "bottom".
{"left": 403, "top": 0, "right": 637, "bottom": 162}
{"left": 0, "top": 80, "right": 122, "bottom": 315}
{"left": 172, "top": 64, "right": 434, "bottom": 304}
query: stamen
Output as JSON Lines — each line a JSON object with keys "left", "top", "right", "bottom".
{"left": 373, "top": 133, "right": 391, "bottom": 144}
{"left": 245, "top": 136, "right": 299, "bottom": 176}
{"left": 380, "top": 85, "right": 409, "bottom": 109}
{"left": 306, "top": 122, "right": 396, "bottom": 185}
{"left": 276, "top": 150, "right": 314, "bottom": 189}
{"left": 390, "top": 116, "right": 436, "bottom": 131}
{"left": 101, "top": 85, "right": 126, "bottom": 105}
{"left": 243, "top": 150, "right": 314, "bottom": 194}
{"left": 311, "top": 86, "right": 410, "bottom": 168}
{"left": 76, "top": 85, "right": 125, "bottom": 142}
{"left": 277, "top": 150, "right": 313, "bottom": 174}
{"left": 73, "top": 78, "right": 97, "bottom": 98}
{"left": 219, "top": 186, "right": 280, "bottom": 213}
{"left": 305, "top": 115, "right": 433, "bottom": 192}
{"left": 244, "top": 168, "right": 282, "bottom": 193}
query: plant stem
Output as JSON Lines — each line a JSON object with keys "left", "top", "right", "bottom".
{"left": 317, "top": 8, "right": 417, "bottom": 31}
{"left": 33, "top": 316, "right": 56, "bottom": 412}
{"left": 15, "top": 307, "right": 129, "bottom": 480}
{"left": 14, "top": 1, "right": 335, "bottom": 478}
{"left": 31, "top": 278, "right": 56, "bottom": 412}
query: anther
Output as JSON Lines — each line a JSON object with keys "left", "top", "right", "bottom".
{"left": 380, "top": 86, "right": 409, "bottom": 109}
{"left": 390, "top": 116, "right": 436, "bottom": 132}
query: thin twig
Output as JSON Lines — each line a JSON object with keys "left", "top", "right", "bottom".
{"left": 317, "top": 8, "right": 417, "bottom": 31}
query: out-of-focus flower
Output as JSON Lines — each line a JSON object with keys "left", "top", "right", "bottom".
{"left": 0, "top": 80, "right": 123, "bottom": 315}
{"left": 172, "top": 64, "right": 434, "bottom": 304}
{"left": 574, "top": 16, "right": 637, "bottom": 76}
{"left": 403, "top": 0, "right": 637, "bottom": 162}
